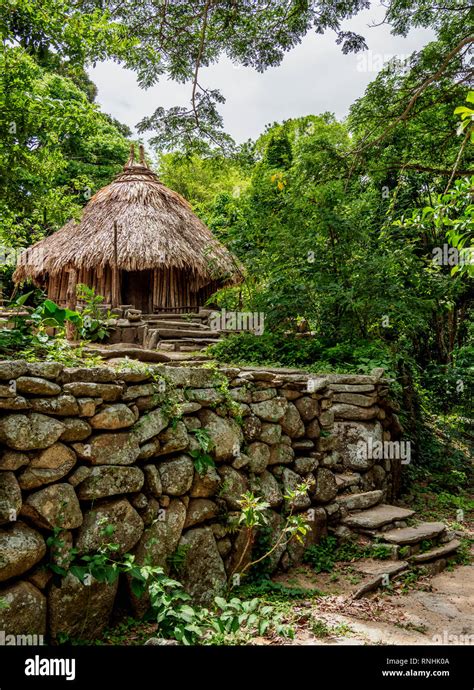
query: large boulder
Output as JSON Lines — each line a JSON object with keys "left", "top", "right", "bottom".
{"left": 311, "top": 467, "right": 338, "bottom": 503}
{"left": 75, "top": 499, "right": 143, "bottom": 556}
{"left": 294, "top": 396, "right": 319, "bottom": 421}
{"left": 332, "top": 404, "right": 378, "bottom": 421}
{"left": 129, "top": 498, "right": 186, "bottom": 616}
{"left": 0, "top": 580, "right": 46, "bottom": 637}
{"left": 249, "top": 471, "right": 283, "bottom": 508}
{"left": 186, "top": 388, "right": 224, "bottom": 405}
{"left": 156, "top": 421, "right": 189, "bottom": 455}
{"left": 63, "top": 382, "right": 123, "bottom": 401}
{"left": 73, "top": 432, "right": 141, "bottom": 465}
{"left": 17, "top": 443, "right": 76, "bottom": 490}
{"left": 250, "top": 397, "right": 288, "bottom": 423}
{"left": 258, "top": 423, "right": 282, "bottom": 445}
{"left": 333, "top": 421, "right": 383, "bottom": 470}
{"left": 132, "top": 498, "right": 186, "bottom": 571}
{"left": 279, "top": 403, "right": 305, "bottom": 438}
{"left": 246, "top": 442, "right": 270, "bottom": 474}
{"left": 76, "top": 466, "right": 144, "bottom": 500}
{"left": 0, "top": 450, "right": 29, "bottom": 471}
{"left": 90, "top": 404, "right": 136, "bottom": 429}
{"left": 332, "top": 392, "right": 376, "bottom": 407}
{"left": 143, "top": 464, "right": 162, "bottom": 497}
{"left": 0, "top": 413, "right": 65, "bottom": 451}
{"left": 184, "top": 499, "right": 218, "bottom": 528}
{"left": 242, "top": 415, "right": 262, "bottom": 442}
{"left": 190, "top": 466, "right": 220, "bottom": 498}
{"left": 60, "top": 418, "right": 92, "bottom": 442}
{"left": 0, "top": 361, "right": 28, "bottom": 380}
{"left": 27, "top": 362, "right": 63, "bottom": 380}
{"left": 22, "top": 484, "right": 83, "bottom": 530}
{"left": 178, "top": 527, "right": 227, "bottom": 605}
{"left": 198, "top": 410, "right": 243, "bottom": 462}
{"left": 16, "top": 376, "right": 61, "bottom": 396}
{"left": 160, "top": 366, "right": 223, "bottom": 389}
{"left": 0, "top": 472, "right": 22, "bottom": 525}
{"left": 131, "top": 409, "right": 168, "bottom": 443}
{"left": 29, "top": 395, "right": 80, "bottom": 416}
{"left": 0, "top": 522, "right": 46, "bottom": 581}
{"left": 158, "top": 455, "right": 194, "bottom": 496}
{"left": 268, "top": 442, "right": 294, "bottom": 465}
{"left": 48, "top": 573, "right": 118, "bottom": 641}
{"left": 60, "top": 367, "right": 117, "bottom": 383}
{"left": 217, "top": 466, "right": 248, "bottom": 509}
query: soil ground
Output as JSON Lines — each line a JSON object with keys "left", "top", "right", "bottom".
{"left": 264, "top": 562, "right": 474, "bottom": 645}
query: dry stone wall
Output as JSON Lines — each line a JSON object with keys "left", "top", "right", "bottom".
{"left": 0, "top": 360, "right": 403, "bottom": 641}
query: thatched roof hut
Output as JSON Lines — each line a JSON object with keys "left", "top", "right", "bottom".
{"left": 14, "top": 145, "right": 242, "bottom": 313}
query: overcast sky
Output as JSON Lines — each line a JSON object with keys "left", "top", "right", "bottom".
{"left": 89, "top": 5, "right": 434, "bottom": 147}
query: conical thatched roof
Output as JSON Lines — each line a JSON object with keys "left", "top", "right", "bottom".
{"left": 14, "top": 145, "right": 242, "bottom": 290}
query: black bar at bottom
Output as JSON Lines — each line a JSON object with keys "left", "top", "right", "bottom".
{"left": 0, "top": 644, "right": 470, "bottom": 688}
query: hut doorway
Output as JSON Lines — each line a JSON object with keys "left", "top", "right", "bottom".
{"left": 121, "top": 270, "right": 153, "bottom": 312}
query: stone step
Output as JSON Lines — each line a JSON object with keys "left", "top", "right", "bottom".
{"left": 156, "top": 328, "right": 221, "bottom": 339}
{"left": 352, "top": 561, "right": 409, "bottom": 599}
{"left": 355, "top": 559, "right": 409, "bottom": 578}
{"left": 143, "top": 313, "right": 206, "bottom": 321}
{"left": 335, "top": 473, "right": 361, "bottom": 492}
{"left": 157, "top": 337, "right": 220, "bottom": 347}
{"left": 158, "top": 344, "right": 206, "bottom": 353}
{"left": 83, "top": 345, "right": 172, "bottom": 362}
{"left": 157, "top": 340, "right": 221, "bottom": 353}
{"left": 341, "top": 504, "right": 415, "bottom": 530}
{"left": 408, "top": 539, "right": 461, "bottom": 564}
{"left": 337, "top": 490, "right": 382, "bottom": 512}
{"left": 146, "top": 320, "right": 210, "bottom": 330}
{"left": 380, "top": 522, "right": 446, "bottom": 545}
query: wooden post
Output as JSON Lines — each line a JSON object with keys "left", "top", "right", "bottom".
{"left": 65, "top": 268, "right": 77, "bottom": 341}
{"left": 111, "top": 221, "right": 120, "bottom": 308}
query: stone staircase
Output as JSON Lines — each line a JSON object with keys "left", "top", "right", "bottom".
{"left": 331, "top": 475, "right": 461, "bottom": 596}
{"left": 142, "top": 312, "right": 222, "bottom": 353}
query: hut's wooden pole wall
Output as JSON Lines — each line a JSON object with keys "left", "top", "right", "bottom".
{"left": 111, "top": 221, "right": 120, "bottom": 307}
{"left": 49, "top": 264, "right": 218, "bottom": 314}
{"left": 65, "top": 268, "right": 77, "bottom": 341}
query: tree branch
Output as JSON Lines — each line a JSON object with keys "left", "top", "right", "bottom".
{"left": 352, "top": 35, "right": 474, "bottom": 156}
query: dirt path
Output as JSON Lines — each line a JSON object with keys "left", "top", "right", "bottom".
{"left": 283, "top": 565, "right": 474, "bottom": 645}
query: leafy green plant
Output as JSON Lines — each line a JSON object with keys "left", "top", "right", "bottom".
{"left": 0, "top": 292, "right": 82, "bottom": 355}
{"left": 229, "top": 483, "right": 312, "bottom": 584}
{"left": 148, "top": 582, "right": 293, "bottom": 645}
{"left": 452, "top": 538, "right": 472, "bottom": 566}
{"left": 370, "top": 544, "right": 393, "bottom": 560}
{"left": 235, "top": 579, "right": 322, "bottom": 602}
{"left": 167, "top": 545, "right": 190, "bottom": 576}
{"left": 311, "top": 619, "right": 331, "bottom": 638}
{"left": 189, "top": 428, "right": 216, "bottom": 476}
{"left": 398, "top": 546, "right": 410, "bottom": 559}
{"left": 76, "top": 284, "right": 112, "bottom": 342}
{"left": 311, "top": 619, "right": 352, "bottom": 638}
{"left": 419, "top": 539, "right": 435, "bottom": 553}
{"left": 45, "top": 517, "right": 295, "bottom": 645}
{"left": 303, "top": 536, "right": 370, "bottom": 573}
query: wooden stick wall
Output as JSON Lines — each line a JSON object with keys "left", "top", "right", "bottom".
{"left": 47, "top": 266, "right": 218, "bottom": 313}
